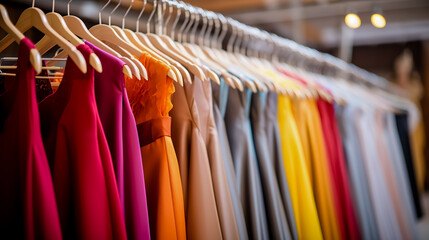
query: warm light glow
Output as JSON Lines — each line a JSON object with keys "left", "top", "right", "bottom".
{"left": 371, "top": 13, "right": 386, "bottom": 28}
{"left": 345, "top": 13, "right": 361, "bottom": 29}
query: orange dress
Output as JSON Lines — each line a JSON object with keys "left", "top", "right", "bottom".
{"left": 126, "top": 52, "right": 186, "bottom": 240}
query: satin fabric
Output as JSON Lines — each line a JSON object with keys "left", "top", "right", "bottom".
{"left": 277, "top": 95, "right": 323, "bottom": 240}
{"left": 86, "top": 41, "right": 150, "bottom": 240}
{"left": 374, "top": 110, "right": 412, "bottom": 240}
{"left": 355, "top": 108, "right": 401, "bottom": 240}
{"left": 126, "top": 52, "right": 186, "bottom": 240}
{"left": 225, "top": 87, "right": 269, "bottom": 240}
{"left": 250, "top": 92, "right": 293, "bottom": 240}
{"left": 194, "top": 77, "right": 240, "bottom": 240}
{"left": 0, "top": 37, "right": 62, "bottom": 240}
{"left": 264, "top": 92, "right": 298, "bottom": 240}
{"left": 292, "top": 99, "right": 341, "bottom": 240}
{"left": 38, "top": 44, "right": 127, "bottom": 239}
{"left": 170, "top": 76, "right": 222, "bottom": 240}
{"left": 384, "top": 112, "right": 418, "bottom": 239}
{"left": 317, "top": 99, "right": 360, "bottom": 240}
{"left": 212, "top": 78, "right": 249, "bottom": 240}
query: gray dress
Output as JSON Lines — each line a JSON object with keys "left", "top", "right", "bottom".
{"left": 249, "top": 91, "right": 293, "bottom": 240}
{"left": 212, "top": 78, "right": 249, "bottom": 240}
{"left": 264, "top": 92, "right": 298, "bottom": 240}
{"left": 224, "top": 86, "right": 269, "bottom": 240}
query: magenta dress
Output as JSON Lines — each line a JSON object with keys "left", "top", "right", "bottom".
{"left": 86, "top": 41, "right": 151, "bottom": 240}
{"left": 0, "top": 38, "right": 62, "bottom": 239}
{"left": 38, "top": 44, "right": 127, "bottom": 239}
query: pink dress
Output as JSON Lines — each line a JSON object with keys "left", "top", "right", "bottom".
{"left": 38, "top": 44, "right": 127, "bottom": 239}
{"left": 0, "top": 37, "right": 62, "bottom": 239}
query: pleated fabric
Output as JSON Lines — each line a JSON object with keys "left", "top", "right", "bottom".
{"left": 250, "top": 92, "right": 293, "bottom": 240}
{"left": 212, "top": 78, "right": 249, "bottom": 240}
{"left": 126, "top": 52, "right": 186, "bottom": 240}
{"left": 292, "top": 99, "right": 341, "bottom": 240}
{"left": 170, "top": 76, "right": 222, "bottom": 240}
{"left": 277, "top": 95, "right": 323, "bottom": 240}
{"left": 38, "top": 44, "right": 127, "bottom": 240}
{"left": 264, "top": 92, "right": 298, "bottom": 240}
{"left": 86, "top": 41, "right": 151, "bottom": 240}
{"left": 317, "top": 99, "right": 361, "bottom": 240}
{"left": 225, "top": 87, "right": 269, "bottom": 240}
{"left": 0, "top": 37, "right": 62, "bottom": 240}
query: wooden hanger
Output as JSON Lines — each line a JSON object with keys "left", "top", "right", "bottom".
{"left": 0, "top": 4, "right": 41, "bottom": 74}
{"left": 130, "top": 0, "right": 188, "bottom": 84}
{"left": 146, "top": 0, "right": 207, "bottom": 82}
{"left": 62, "top": 0, "right": 132, "bottom": 78}
{"left": 35, "top": 0, "right": 102, "bottom": 73}
{"left": 0, "top": 6, "right": 87, "bottom": 73}
{"left": 91, "top": 0, "right": 179, "bottom": 83}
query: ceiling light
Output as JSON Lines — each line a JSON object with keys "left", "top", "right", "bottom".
{"left": 345, "top": 13, "right": 361, "bottom": 29}
{"left": 371, "top": 13, "right": 386, "bottom": 28}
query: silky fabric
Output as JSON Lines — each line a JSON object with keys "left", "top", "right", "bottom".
{"left": 395, "top": 113, "right": 423, "bottom": 218}
{"left": 194, "top": 77, "right": 240, "bottom": 240}
{"left": 38, "top": 44, "right": 127, "bottom": 240}
{"left": 277, "top": 95, "right": 323, "bottom": 240}
{"left": 292, "top": 99, "right": 341, "bottom": 240}
{"left": 170, "top": 75, "right": 223, "bottom": 240}
{"left": 126, "top": 52, "right": 186, "bottom": 240}
{"left": 374, "top": 110, "right": 412, "bottom": 240}
{"left": 264, "top": 92, "right": 298, "bottom": 240}
{"left": 224, "top": 87, "right": 269, "bottom": 240}
{"left": 336, "top": 105, "right": 379, "bottom": 240}
{"left": 86, "top": 41, "right": 150, "bottom": 240}
{"left": 355, "top": 107, "right": 401, "bottom": 240}
{"left": 212, "top": 78, "right": 249, "bottom": 240}
{"left": 250, "top": 92, "right": 292, "bottom": 240}
{"left": 384, "top": 113, "right": 418, "bottom": 239}
{"left": 317, "top": 99, "right": 360, "bottom": 240}
{"left": 0, "top": 38, "right": 62, "bottom": 240}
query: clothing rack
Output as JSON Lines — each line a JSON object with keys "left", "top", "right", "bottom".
{"left": 149, "top": 0, "right": 403, "bottom": 94}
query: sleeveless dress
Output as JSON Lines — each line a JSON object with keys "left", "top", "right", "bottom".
{"left": 126, "top": 52, "right": 186, "bottom": 240}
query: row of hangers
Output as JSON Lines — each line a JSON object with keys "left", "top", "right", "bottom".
{"left": 0, "top": 0, "right": 397, "bottom": 101}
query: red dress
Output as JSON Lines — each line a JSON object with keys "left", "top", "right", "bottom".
{"left": 0, "top": 38, "right": 62, "bottom": 239}
{"left": 38, "top": 44, "right": 127, "bottom": 239}
{"left": 317, "top": 99, "right": 361, "bottom": 240}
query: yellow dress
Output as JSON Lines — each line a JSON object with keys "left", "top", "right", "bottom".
{"left": 292, "top": 98, "right": 341, "bottom": 240}
{"left": 278, "top": 95, "right": 323, "bottom": 240}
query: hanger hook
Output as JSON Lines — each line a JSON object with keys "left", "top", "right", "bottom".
{"left": 218, "top": 14, "right": 228, "bottom": 49}
{"left": 226, "top": 18, "right": 236, "bottom": 52}
{"left": 99, "top": 0, "right": 111, "bottom": 24}
{"left": 122, "top": 0, "right": 133, "bottom": 29}
{"left": 211, "top": 12, "right": 220, "bottom": 48}
{"left": 67, "top": 0, "right": 72, "bottom": 15}
{"left": 163, "top": 1, "right": 173, "bottom": 35}
{"left": 185, "top": 4, "right": 196, "bottom": 43}
{"left": 190, "top": 7, "right": 200, "bottom": 44}
{"left": 198, "top": 8, "right": 207, "bottom": 46}
{"left": 108, "top": 0, "right": 122, "bottom": 26}
{"left": 147, "top": 0, "right": 158, "bottom": 34}
{"left": 136, "top": 0, "right": 147, "bottom": 32}
{"left": 171, "top": 2, "right": 181, "bottom": 40}
{"left": 178, "top": 2, "right": 190, "bottom": 42}
{"left": 32, "top": 0, "right": 35, "bottom": 8}
{"left": 51, "top": 0, "right": 55, "bottom": 12}
{"left": 204, "top": 11, "right": 214, "bottom": 47}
